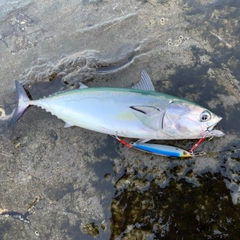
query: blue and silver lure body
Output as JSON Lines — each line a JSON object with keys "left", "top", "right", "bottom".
{"left": 115, "top": 136, "right": 192, "bottom": 157}
{"left": 132, "top": 142, "right": 192, "bottom": 157}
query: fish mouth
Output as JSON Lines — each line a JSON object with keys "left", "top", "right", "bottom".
{"left": 207, "top": 122, "right": 219, "bottom": 131}
{"left": 207, "top": 116, "right": 222, "bottom": 131}
{"left": 205, "top": 117, "right": 224, "bottom": 137}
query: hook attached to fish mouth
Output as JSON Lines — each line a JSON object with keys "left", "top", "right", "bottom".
{"left": 204, "top": 118, "right": 224, "bottom": 138}
{"left": 189, "top": 119, "right": 224, "bottom": 154}
{"left": 205, "top": 128, "right": 225, "bottom": 138}
{"left": 188, "top": 119, "right": 224, "bottom": 154}
{"left": 206, "top": 122, "right": 217, "bottom": 132}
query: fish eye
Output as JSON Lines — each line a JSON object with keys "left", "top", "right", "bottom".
{"left": 200, "top": 110, "right": 211, "bottom": 122}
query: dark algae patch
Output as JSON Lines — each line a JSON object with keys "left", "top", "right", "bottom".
{"left": 110, "top": 171, "right": 240, "bottom": 239}
{"left": 82, "top": 222, "right": 100, "bottom": 236}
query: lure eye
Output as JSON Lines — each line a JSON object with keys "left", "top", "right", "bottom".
{"left": 200, "top": 110, "right": 211, "bottom": 122}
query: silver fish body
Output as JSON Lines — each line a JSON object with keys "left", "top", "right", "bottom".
{"left": 9, "top": 70, "right": 224, "bottom": 142}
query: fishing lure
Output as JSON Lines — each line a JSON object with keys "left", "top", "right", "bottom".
{"left": 114, "top": 136, "right": 192, "bottom": 158}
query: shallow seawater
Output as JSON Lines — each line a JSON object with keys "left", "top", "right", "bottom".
{"left": 0, "top": 0, "right": 240, "bottom": 239}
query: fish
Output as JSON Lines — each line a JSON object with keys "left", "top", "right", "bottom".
{"left": 9, "top": 70, "right": 224, "bottom": 156}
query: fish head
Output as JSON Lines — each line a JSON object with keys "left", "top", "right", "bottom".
{"left": 162, "top": 100, "right": 224, "bottom": 139}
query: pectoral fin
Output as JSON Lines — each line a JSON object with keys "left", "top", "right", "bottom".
{"left": 130, "top": 106, "right": 160, "bottom": 116}
{"left": 130, "top": 105, "right": 164, "bottom": 130}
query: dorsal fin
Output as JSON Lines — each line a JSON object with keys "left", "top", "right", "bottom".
{"left": 132, "top": 69, "right": 155, "bottom": 91}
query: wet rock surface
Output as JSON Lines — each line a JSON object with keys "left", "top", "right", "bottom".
{"left": 0, "top": 0, "right": 240, "bottom": 239}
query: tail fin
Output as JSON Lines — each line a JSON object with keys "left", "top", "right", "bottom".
{"left": 8, "top": 80, "right": 30, "bottom": 127}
